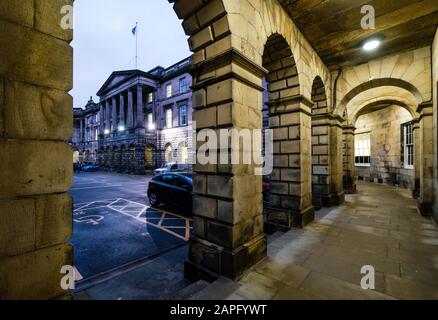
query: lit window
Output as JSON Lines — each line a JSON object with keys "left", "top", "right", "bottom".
{"left": 179, "top": 78, "right": 188, "bottom": 94}
{"left": 95, "top": 113, "right": 99, "bottom": 123}
{"left": 95, "top": 129, "right": 99, "bottom": 140}
{"left": 402, "top": 122, "right": 414, "bottom": 169}
{"left": 147, "top": 113, "right": 154, "bottom": 130}
{"left": 355, "top": 133, "right": 371, "bottom": 166}
{"left": 166, "top": 84, "right": 172, "bottom": 98}
{"left": 179, "top": 104, "right": 187, "bottom": 126}
{"left": 166, "top": 108, "right": 173, "bottom": 129}
{"left": 147, "top": 92, "right": 153, "bottom": 103}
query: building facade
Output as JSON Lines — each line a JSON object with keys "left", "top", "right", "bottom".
{"left": 71, "top": 57, "right": 193, "bottom": 174}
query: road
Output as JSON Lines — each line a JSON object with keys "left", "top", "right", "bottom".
{"left": 69, "top": 172, "right": 192, "bottom": 280}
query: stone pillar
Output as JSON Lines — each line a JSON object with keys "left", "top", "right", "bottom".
{"left": 111, "top": 96, "right": 117, "bottom": 133}
{"left": 105, "top": 100, "right": 111, "bottom": 133}
{"left": 412, "top": 119, "right": 421, "bottom": 199}
{"left": 417, "top": 102, "right": 434, "bottom": 216}
{"left": 79, "top": 118, "right": 84, "bottom": 142}
{"left": 119, "top": 93, "right": 125, "bottom": 129}
{"left": 265, "top": 98, "right": 314, "bottom": 232}
{"left": 127, "top": 89, "right": 134, "bottom": 129}
{"left": 343, "top": 126, "right": 356, "bottom": 194}
{"left": 99, "top": 103, "right": 104, "bottom": 136}
{"left": 0, "top": 1, "right": 73, "bottom": 299}
{"left": 185, "top": 49, "right": 267, "bottom": 282}
{"left": 329, "top": 116, "right": 345, "bottom": 205}
{"left": 311, "top": 114, "right": 331, "bottom": 208}
{"left": 136, "top": 85, "right": 145, "bottom": 132}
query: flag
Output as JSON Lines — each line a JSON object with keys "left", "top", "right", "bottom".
{"left": 131, "top": 25, "right": 137, "bottom": 36}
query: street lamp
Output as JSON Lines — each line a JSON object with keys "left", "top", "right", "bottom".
{"left": 118, "top": 125, "right": 125, "bottom": 132}
{"left": 104, "top": 129, "right": 110, "bottom": 135}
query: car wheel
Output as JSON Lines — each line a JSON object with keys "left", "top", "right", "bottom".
{"left": 149, "top": 192, "right": 159, "bottom": 207}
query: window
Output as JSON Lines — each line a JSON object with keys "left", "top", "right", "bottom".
{"left": 95, "top": 113, "right": 99, "bottom": 123}
{"left": 179, "top": 78, "right": 188, "bottom": 94}
{"left": 147, "top": 92, "right": 153, "bottom": 103}
{"left": 355, "top": 133, "right": 371, "bottom": 166}
{"left": 165, "top": 107, "right": 173, "bottom": 129}
{"left": 147, "top": 112, "right": 154, "bottom": 130}
{"left": 179, "top": 104, "right": 188, "bottom": 126}
{"left": 402, "top": 122, "right": 414, "bottom": 169}
{"left": 95, "top": 129, "right": 99, "bottom": 140}
{"left": 166, "top": 84, "right": 172, "bottom": 98}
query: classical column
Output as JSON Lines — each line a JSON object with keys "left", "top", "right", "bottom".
{"left": 265, "top": 97, "right": 314, "bottom": 232}
{"left": 79, "top": 118, "right": 83, "bottom": 142}
{"left": 119, "top": 93, "right": 125, "bottom": 129}
{"left": 127, "top": 89, "right": 134, "bottom": 129}
{"left": 112, "top": 96, "right": 118, "bottom": 132}
{"left": 105, "top": 100, "right": 111, "bottom": 133}
{"left": 99, "top": 103, "right": 104, "bottom": 136}
{"left": 343, "top": 126, "right": 356, "bottom": 194}
{"left": 136, "top": 85, "right": 145, "bottom": 130}
{"left": 185, "top": 49, "right": 267, "bottom": 282}
{"left": 412, "top": 119, "right": 420, "bottom": 199}
{"left": 417, "top": 102, "right": 433, "bottom": 216}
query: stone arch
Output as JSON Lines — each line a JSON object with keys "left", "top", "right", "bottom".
{"left": 111, "top": 146, "right": 119, "bottom": 172}
{"left": 310, "top": 76, "right": 344, "bottom": 208}
{"left": 164, "top": 143, "right": 174, "bottom": 164}
{"left": 336, "top": 78, "right": 424, "bottom": 118}
{"left": 263, "top": 33, "right": 314, "bottom": 231}
{"left": 145, "top": 144, "right": 156, "bottom": 170}
{"left": 120, "top": 145, "right": 127, "bottom": 173}
{"left": 73, "top": 150, "right": 80, "bottom": 164}
{"left": 177, "top": 141, "right": 189, "bottom": 164}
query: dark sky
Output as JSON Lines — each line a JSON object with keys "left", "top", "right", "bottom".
{"left": 71, "top": 0, "right": 191, "bottom": 108}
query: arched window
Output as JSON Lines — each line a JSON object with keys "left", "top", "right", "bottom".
{"left": 165, "top": 144, "right": 173, "bottom": 164}
{"left": 178, "top": 142, "right": 189, "bottom": 164}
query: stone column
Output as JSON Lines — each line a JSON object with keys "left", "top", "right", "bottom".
{"left": 99, "top": 103, "right": 104, "bottom": 136}
{"left": 136, "top": 85, "right": 145, "bottom": 132}
{"left": 328, "top": 115, "right": 345, "bottom": 205}
{"left": 311, "top": 114, "right": 331, "bottom": 208}
{"left": 343, "top": 126, "right": 356, "bottom": 194}
{"left": 127, "top": 89, "right": 134, "bottom": 129}
{"left": 417, "top": 102, "right": 433, "bottom": 216}
{"left": 412, "top": 119, "right": 421, "bottom": 199}
{"left": 185, "top": 49, "right": 267, "bottom": 282}
{"left": 105, "top": 100, "right": 111, "bottom": 133}
{"left": 119, "top": 93, "right": 125, "bottom": 129}
{"left": 79, "top": 118, "right": 84, "bottom": 142}
{"left": 111, "top": 96, "right": 118, "bottom": 132}
{"left": 265, "top": 98, "right": 314, "bottom": 232}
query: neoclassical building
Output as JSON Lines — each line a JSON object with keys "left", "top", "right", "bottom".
{"left": 71, "top": 57, "right": 193, "bottom": 173}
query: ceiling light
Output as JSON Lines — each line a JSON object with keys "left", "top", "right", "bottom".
{"left": 363, "top": 39, "right": 380, "bottom": 51}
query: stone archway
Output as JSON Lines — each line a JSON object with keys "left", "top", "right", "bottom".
{"left": 262, "top": 33, "right": 313, "bottom": 232}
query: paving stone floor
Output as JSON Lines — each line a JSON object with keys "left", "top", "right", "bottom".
{"left": 189, "top": 182, "right": 438, "bottom": 300}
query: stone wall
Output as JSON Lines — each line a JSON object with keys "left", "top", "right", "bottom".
{"left": 355, "top": 106, "right": 414, "bottom": 189}
{"left": 0, "top": 0, "right": 73, "bottom": 299}
{"left": 432, "top": 28, "right": 438, "bottom": 224}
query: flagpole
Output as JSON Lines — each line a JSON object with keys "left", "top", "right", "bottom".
{"left": 135, "top": 22, "right": 138, "bottom": 69}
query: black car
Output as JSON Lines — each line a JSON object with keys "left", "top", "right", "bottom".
{"left": 147, "top": 173, "right": 193, "bottom": 214}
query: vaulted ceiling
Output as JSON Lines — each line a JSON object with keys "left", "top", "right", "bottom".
{"left": 278, "top": 0, "right": 438, "bottom": 69}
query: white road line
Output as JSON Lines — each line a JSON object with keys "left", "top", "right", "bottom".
{"left": 74, "top": 266, "right": 84, "bottom": 282}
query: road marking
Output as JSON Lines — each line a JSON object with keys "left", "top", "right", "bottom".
{"left": 74, "top": 266, "right": 84, "bottom": 282}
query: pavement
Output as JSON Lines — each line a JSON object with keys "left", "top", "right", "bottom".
{"left": 69, "top": 172, "right": 192, "bottom": 280}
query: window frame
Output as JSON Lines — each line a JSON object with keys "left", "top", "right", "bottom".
{"left": 179, "top": 103, "right": 188, "bottom": 127}
{"left": 166, "top": 83, "right": 172, "bottom": 98}
{"left": 165, "top": 107, "right": 173, "bottom": 129}
{"left": 179, "top": 77, "right": 187, "bottom": 94}
{"left": 402, "top": 122, "right": 414, "bottom": 169}
{"left": 355, "top": 132, "right": 371, "bottom": 167}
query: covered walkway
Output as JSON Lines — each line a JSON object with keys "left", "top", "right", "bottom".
{"left": 186, "top": 182, "right": 438, "bottom": 300}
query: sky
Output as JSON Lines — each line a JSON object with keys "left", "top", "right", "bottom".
{"left": 71, "top": 0, "right": 191, "bottom": 108}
